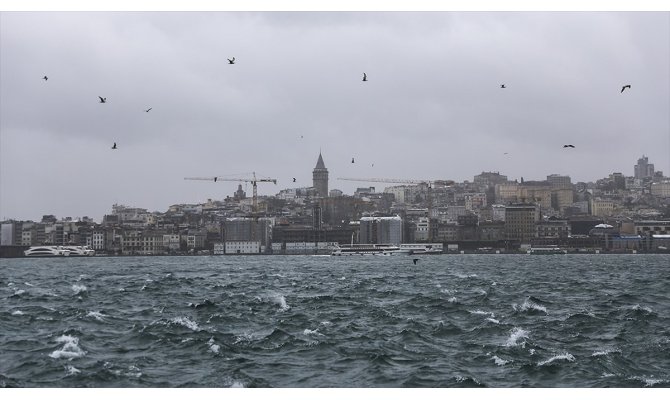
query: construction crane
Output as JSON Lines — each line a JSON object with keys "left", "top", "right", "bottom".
{"left": 184, "top": 172, "right": 277, "bottom": 214}
{"left": 337, "top": 177, "right": 455, "bottom": 242}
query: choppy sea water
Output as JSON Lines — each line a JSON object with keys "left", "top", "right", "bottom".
{"left": 1, "top": 254, "right": 669, "bottom": 388}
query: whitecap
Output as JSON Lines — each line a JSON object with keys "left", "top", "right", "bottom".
{"left": 50, "top": 335, "right": 86, "bottom": 360}
{"left": 591, "top": 348, "right": 621, "bottom": 357}
{"left": 65, "top": 365, "right": 81, "bottom": 375}
{"left": 271, "top": 295, "right": 290, "bottom": 311}
{"left": 11, "top": 310, "right": 24, "bottom": 316}
{"left": 86, "top": 311, "right": 105, "bottom": 321}
{"left": 13, "top": 289, "right": 25, "bottom": 296}
{"left": 24, "top": 282, "right": 34, "bottom": 287}
{"left": 320, "top": 321, "right": 332, "bottom": 326}
{"left": 454, "top": 273, "right": 478, "bottom": 279}
{"left": 513, "top": 298, "right": 547, "bottom": 314}
{"left": 492, "top": 355, "right": 509, "bottom": 366}
{"left": 303, "top": 328, "right": 323, "bottom": 336}
{"left": 71, "top": 284, "right": 87, "bottom": 295}
{"left": 629, "top": 304, "right": 653, "bottom": 313}
{"left": 537, "top": 352, "right": 575, "bottom": 366}
{"left": 505, "top": 327, "right": 529, "bottom": 347}
{"left": 339, "top": 276, "right": 346, "bottom": 280}
{"left": 171, "top": 316, "right": 200, "bottom": 331}
{"left": 469, "top": 310, "right": 495, "bottom": 318}
{"left": 447, "top": 297, "right": 458, "bottom": 303}
{"left": 230, "top": 381, "right": 245, "bottom": 388}
{"left": 486, "top": 317, "right": 500, "bottom": 324}
{"left": 208, "top": 337, "right": 220, "bottom": 354}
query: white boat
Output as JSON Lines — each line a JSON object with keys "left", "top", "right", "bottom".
{"left": 331, "top": 244, "right": 412, "bottom": 256}
{"left": 399, "top": 243, "right": 443, "bottom": 255}
{"left": 24, "top": 246, "right": 72, "bottom": 257}
{"left": 62, "top": 246, "right": 96, "bottom": 256}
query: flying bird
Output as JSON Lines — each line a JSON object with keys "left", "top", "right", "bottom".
{"left": 413, "top": 258, "right": 419, "bottom": 265}
{"left": 111, "top": 142, "right": 117, "bottom": 149}
{"left": 563, "top": 144, "right": 575, "bottom": 148}
{"left": 42, "top": 76, "right": 48, "bottom": 81}
{"left": 228, "top": 57, "right": 235, "bottom": 64}
{"left": 214, "top": 177, "right": 217, "bottom": 182}
{"left": 293, "top": 178, "right": 296, "bottom": 182}
{"left": 500, "top": 84, "right": 506, "bottom": 88}
{"left": 351, "top": 157, "right": 355, "bottom": 163}
{"left": 362, "top": 73, "right": 367, "bottom": 82}
{"left": 98, "top": 96, "right": 107, "bottom": 103}
{"left": 144, "top": 108, "right": 152, "bottom": 112}
{"left": 621, "top": 84, "right": 631, "bottom": 93}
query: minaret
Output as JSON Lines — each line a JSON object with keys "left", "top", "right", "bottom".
{"left": 312, "top": 152, "right": 329, "bottom": 198}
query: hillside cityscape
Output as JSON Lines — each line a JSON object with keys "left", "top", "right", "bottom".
{"left": 2, "top": 153, "right": 670, "bottom": 257}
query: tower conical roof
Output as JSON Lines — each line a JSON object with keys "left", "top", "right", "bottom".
{"left": 315, "top": 152, "right": 326, "bottom": 169}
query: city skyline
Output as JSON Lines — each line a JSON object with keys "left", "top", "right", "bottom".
{"left": 1, "top": 10, "right": 669, "bottom": 222}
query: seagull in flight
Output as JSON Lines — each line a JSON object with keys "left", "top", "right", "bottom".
{"left": 214, "top": 177, "right": 217, "bottom": 182}
{"left": 500, "top": 84, "right": 506, "bottom": 88}
{"left": 144, "top": 108, "right": 152, "bottom": 112}
{"left": 42, "top": 76, "right": 48, "bottom": 81}
{"left": 98, "top": 96, "right": 107, "bottom": 103}
{"left": 293, "top": 177, "right": 296, "bottom": 182}
{"left": 228, "top": 57, "right": 235, "bottom": 64}
{"left": 111, "top": 142, "right": 117, "bottom": 149}
{"left": 621, "top": 84, "right": 631, "bottom": 93}
{"left": 563, "top": 144, "right": 575, "bottom": 148}
{"left": 351, "top": 157, "right": 355, "bottom": 163}
{"left": 362, "top": 73, "right": 367, "bottom": 82}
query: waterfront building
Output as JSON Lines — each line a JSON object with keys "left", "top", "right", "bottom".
{"left": 504, "top": 204, "right": 540, "bottom": 242}
{"left": 359, "top": 216, "right": 403, "bottom": 245}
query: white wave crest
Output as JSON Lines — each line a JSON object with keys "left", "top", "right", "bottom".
{"left": 454, "top": 273, "right": 478, "bottom": 279}
{"left": 71, "top": 284, "right": 87, "bottom": 295}
{"left": 486, "top": 317, "right": 500, "bottom": 324}
{"left": 86, "top": 311, "right": 105, "bottom": 321}
{"left": 447, "top": 297, "right": 458, "bottom": 303}
{"left": 12, "top": 310, "right": 24, "bottom": 316}
{"left": 592, "top": 348, "right": 621, "bottom": 357}
{"left": 513, "top": 298, "right": 547, "bottom": 314}
{"left": 272, "top": 295, "right": 290, "bottom": 311}
{"left": 492, "top": 355, "right": 509, "bottom": 366}
{"left": 230, "top": 381, "right": 245, "bottom": 388}
{"left": 538, "top": 352, "right": 575, "bottom": 366}
{"left": 65, "top": 365, "right": 81, "bottom": 375}
{"left": 171, "top": 316, "right": 200, "bottom": 331}
{"left": 24, "top": 282, "right": 34, "bottom": 287}
{"left": 303, "top": 328, "right": 323, "bottom": 336}
{"left": 469, "top": 310, "right": 495, "bottom": 318}
{"left": 50, "top": 335, "right": 86, "bottom": 360}
{"left": 13, "top": 289, "right": 26, "bottom": 296}
{"left": 629, "top": 304, "right": 653, "bottom": 313}
{"left": 208, "top": 337, "right": 220, "bottom": 354}
{"left": 505, "top": 327, "right": 529, "bottom": 347}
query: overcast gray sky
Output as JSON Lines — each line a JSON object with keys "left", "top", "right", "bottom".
{"left": 1, "top": 10, "right": 669, "bottom": 221}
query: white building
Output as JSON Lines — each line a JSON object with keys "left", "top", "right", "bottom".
{"left": 225, "top": 241, "right": 261, "bottom": 254}
{"left": 359, "top": 216, "right": 403, "bottom": 244}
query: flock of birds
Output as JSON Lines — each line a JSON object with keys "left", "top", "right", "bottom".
{"left": 40, "top": 60, "right": 633, "bottom": 179}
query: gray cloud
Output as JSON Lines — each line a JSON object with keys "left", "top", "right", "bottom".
{"left": 1, "top": 11, "right": 668, "bottom": 221}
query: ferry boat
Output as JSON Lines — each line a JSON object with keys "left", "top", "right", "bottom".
{"left": 62, "top": 246, "right": 96, "bottom": 256}
{"left": 331, "top": 244, "right": 412, "bottom": 256}
{"left": 24, "top": 246, "right": 71, "bottom": 257}
{"left": 24, "top": 245, "right": 95, "bottom": 257}
{"left": 399, "top": 243, "right": 443, "bottom": 255}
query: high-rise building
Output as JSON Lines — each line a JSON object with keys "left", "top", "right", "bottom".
{"left": 312, "top": 152, "right": 329, "bottom": 198}
{"left": 359, "top": 216, "right": 403, "bottom": 244}
{"left": 634, "top": 155, "right": 654, "bottom": 179}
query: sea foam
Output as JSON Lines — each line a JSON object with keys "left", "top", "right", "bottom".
{"left": 71, "top": 284, "right": 87, "bottom": 295}
{"left": 505, "top": 327, "right": 529, "bottom": 347}
{"left": 50, "top": 335, "right": 86, "bottom": 360}
{"left": 538, "top": 352, "right": 575, "bottom": 366}
{"left": 86, "top": 311, "right": 105, "bottom": 321}
{"left": 171, "top": 316, "right": 200, "bottom": 331}
{"left": 208, "top": 337, "right": 220, "bottom": 354}
{"left": 513, "top": 298, "right": 547, "bottom": 314}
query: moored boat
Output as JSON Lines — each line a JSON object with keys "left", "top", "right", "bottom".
{"left": 331, "top": 244, "right": 412, "bottom": 256}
